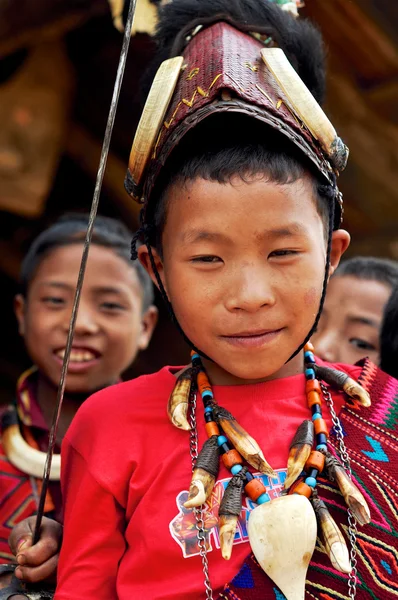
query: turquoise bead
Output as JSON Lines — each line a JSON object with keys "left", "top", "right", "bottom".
{"left": 191, "top": 353, "right": 200, "bottom": 360}
{"left": 305, "top": 476, "right": 317, "bottom": 488}
{"left": 202, "top": 390, "right": 213, "bottom": 399}
{"left": 256, "top": 493, "right": 269, "bottom": 504}
{"left": 231, "top": 464, "right": 243, "bottom": 475}
{"left": 305, "top": 368, "right": 316, "bottom": 379}
{"left": 316, "top": 443, "right": 328, "bottom": 452}
{"left": 217, "top": 435, "right": 228, "bottom": 446}
{"left": 312, "top": 413, "right": 321, "bottom": 421}
{"left": 204, "top": 406, "right": 213, "bottom": 413}
{"left": 304, "top": 351, "right": 316, "bottom": 363}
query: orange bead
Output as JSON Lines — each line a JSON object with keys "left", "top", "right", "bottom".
{"left": 245, "top": 478, "right": 267, "bottom": 502}
{"left": 314, "top": 418, "right": 328, "bottom": 436}
{"left": 222, "top": 449, "right": 243, "bottom": 470}
{"left": 205, "top": 421, "right": 220, "bottom": 437}
{"left": 290, "top": 481, "right": 312, "bottom": 499}
{"left": 304, "top": 341, "right": 315, "bottom": 353}
{"left": 288, "top": 476, "right": 304, "bottom": 494}
{"left": 306, "top": 379, "right": 321, "bottom": 394}
{"left": 307, "top": 390, "right": 321, "bottom": 408}
{"left": 197, "top": 371, "right": 212, "bottom": 396}
{"left": 304, "top": 450, "right": 325, "bottom": 472}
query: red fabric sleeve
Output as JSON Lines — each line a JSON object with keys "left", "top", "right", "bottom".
{"left": 55, "top": 439, "right": 126, "bottom": 600}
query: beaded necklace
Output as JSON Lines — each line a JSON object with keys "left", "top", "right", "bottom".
{"left": 167, "top": 343, "right": 372, "bottom": 599}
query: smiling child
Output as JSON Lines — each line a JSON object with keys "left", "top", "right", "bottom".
{"left": 54, "top": 2, "right": 398, "bottom": 599}
{"left": 0, "top": 214, "right": 157, "bottom": 562}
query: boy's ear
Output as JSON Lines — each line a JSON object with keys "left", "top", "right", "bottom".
{"left": 328, "top": 229, "right": 350, "bottom": 278}
{"left": 138, "top": 305, "right": 159, "bottom": 351}
{"left": 14, "top": 294, "right": 26, "bottom": 336}
{"left": 137, "top": 245, "right": 167, "bottom": 292}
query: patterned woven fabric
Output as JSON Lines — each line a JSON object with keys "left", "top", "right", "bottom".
{"left": 0, "top": 369, "right": 56, "bottom": 561}
{"left": 221, "top": 359, "right": 398, "bottom": 599}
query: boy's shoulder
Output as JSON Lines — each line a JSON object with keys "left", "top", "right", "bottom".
{"left": 76, "top": 365, "right": 178, "bottom": 418}
{"left": 66, "top": 366, "right": 180, "bottom": 446}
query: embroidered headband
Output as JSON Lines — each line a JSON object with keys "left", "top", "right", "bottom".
{"left": 125, "top": 3, "right": 348, "bottom": 226}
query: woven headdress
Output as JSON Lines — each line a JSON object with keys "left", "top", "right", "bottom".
{"left": 125, "top": 0, "right": 348, "bottom": 226}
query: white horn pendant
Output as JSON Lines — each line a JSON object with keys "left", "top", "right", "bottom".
{"left": 3, "top": 424, "right": 60, "bottom": 481}
{"left": 248, "top": 495, "right": 317, "bottom": 600}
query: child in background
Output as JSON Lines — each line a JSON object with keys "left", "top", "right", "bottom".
{"left": 380, "top": 283, "right": 398, "bottom": 378}
{"left": 0, "top": 214, "right": 158, "bottom": 565}
{"left": 53, "top": 2, "right": 398, "bottom": 599}
{"left": 313, "top": 256, "right": 398, "bottom": 365}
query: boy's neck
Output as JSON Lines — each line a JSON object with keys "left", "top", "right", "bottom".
{"left": 202, "top": 351, "right": 304, "bottom": 386}
{"left": 36, "top": 374, "right": 88, "bottom": 445}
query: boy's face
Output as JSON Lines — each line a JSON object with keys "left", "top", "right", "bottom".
{"left": 15, "top": 244, "right": 157, "bottom": 394}
{"left": 140, "top": 175, "right": 349, "bottom": 383}
{"left": 312, "top": 275, "right": 391, "bottom": 365}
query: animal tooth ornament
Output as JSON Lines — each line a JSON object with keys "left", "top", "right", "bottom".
{"left": 167, "top": 367, "right": 192, "bottom": 430}
{"left": 164, "top": 345, "right": 372, "bottom": 598}
{"left": 284, "top": 419, "right": 314, "bottom": 489}
{"left": 248, "top": 495, "right": 317, "bottom": 600}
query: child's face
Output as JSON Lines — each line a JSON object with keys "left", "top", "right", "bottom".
{"left": 15, "top": 244, "right": 157, "bottom": 394}
{"left": 141, "top": 175, "right": 349, "bottom": 382}
{"left": 312, "top": 275, "right": 391, "bottom": 365}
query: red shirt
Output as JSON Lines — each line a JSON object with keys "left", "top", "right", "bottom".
{"left": 55, "top": 360, "right": 357, "bottom": 600}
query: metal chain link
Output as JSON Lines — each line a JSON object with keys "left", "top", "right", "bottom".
{"left": 189, "top": 388, "right": 214, "bottom": 599}
{"left": 321, "top": 383, "right": 358, "bottom": 599}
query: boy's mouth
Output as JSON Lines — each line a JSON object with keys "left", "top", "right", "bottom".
{"left": 221, "top": 328, "right": 284, "bottom": 349}
{"left": 53, "top": 346, "right": 101, "bottom": 370}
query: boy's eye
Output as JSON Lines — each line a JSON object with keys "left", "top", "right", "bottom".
{"left": 269, "top": 249, "right": 298, "bottom": 258}
{"left": 42, "top": 296, "right": 65, "bottom": 307}
{"left": 349, "top": 338, "right": 376, "bottom": 351}
{"left": 191, "top": 255, "right": 222, "bottom": 263}
{"left": 100, "top": 302, "right": 126, "bottom": 312}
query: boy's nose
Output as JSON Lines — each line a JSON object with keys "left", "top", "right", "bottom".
{"left": 313, "top": 331, "right": 339, "bottom": 363}
{"left": 65, "top": 305, "right": 99, "bottom": 335}
{"left": 225, "top": 268, "right": 276, "bottom": 313}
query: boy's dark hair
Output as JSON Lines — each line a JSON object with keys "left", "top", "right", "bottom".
{"left": 334, "top": 256, "right": 398, "bottom": 289}
{"left": 380, "top": 284, "right": 398, "bottom": 379}
{"left": 147, "top": 115, "right": 332, "bottom": 254}
{"left": 20, "top": 214, "right": 154, "bottom": 311}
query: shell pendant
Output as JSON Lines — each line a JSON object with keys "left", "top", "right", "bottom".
{"left": 248, "top": 495, "right": 317, "bottom": 600}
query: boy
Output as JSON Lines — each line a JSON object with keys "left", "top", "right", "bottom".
{"left": 313, "top": 256, "right": 398, "bottom": 365}
{"left": 54, "top": 1, "right": 398, "bottom": 599}
{"left": 380, "top": 283, "right": 398, "bottom": 378}
{"left": 0, "top": 214, "right": 158, "bottom": 565}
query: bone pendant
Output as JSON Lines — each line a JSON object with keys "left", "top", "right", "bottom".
{"left": 213, "top": 406, "right": 276, "bottom": 476}
{"left": 167, "top": 367, "right": 192, "bottom": 430}
{"left": 2, "top": 424, "right": 60, "bottom": 480}
{"left": 248, "top": 495, "right": 317, "bottom": 600}
{"left": 324, "top": 453, "right": 371, "bottom": 525}
{"left": 312, "top": 494, "right": 351, "bottom": 573}
{"left": 184, "top": 468, "right": 215, "bottom": 508}
{"left": 284, "top": 420, "right": 314, "bottom": 489}
{"left": 219, "top": 514, "right": 239, "bottom": 560}
{"left": 314, "top": 365, "right": 371, "bottom": 408}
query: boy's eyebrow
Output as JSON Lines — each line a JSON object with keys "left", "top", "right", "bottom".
{"left": 39, "top": 281, "right": 72, "bottom": 291}
{"left": 346, "top": 315, "right": 379, "bottom": 328}
{"left": 181, "top": 223, "right": 307, "bottom": 243}
{"left": 39, "top": 282, "right": 127, "bottom": 296}
{"left": 180, "top": 230, "right": 230, "bottom": 244}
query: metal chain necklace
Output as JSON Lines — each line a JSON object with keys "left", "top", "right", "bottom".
{"left": 188, "top": 383, "right": 358, "bottom": 599}
{"left": 321, "top": 383, "right": 358, "bottom": 599}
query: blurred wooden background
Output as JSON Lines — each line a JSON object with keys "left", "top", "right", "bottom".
{"left": 0, "top": 0, "right": 397, "bottom": 401}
